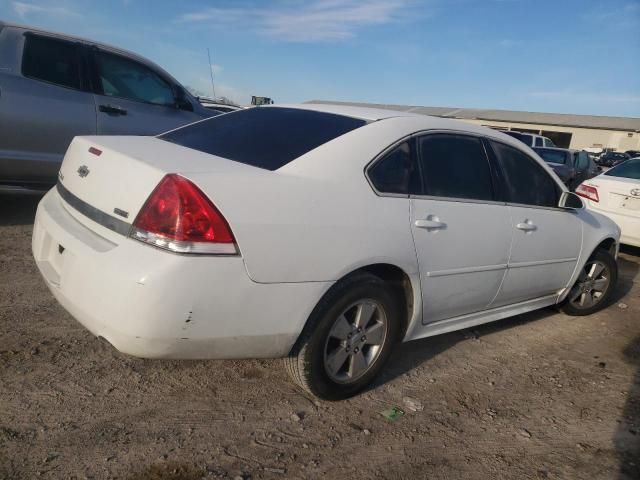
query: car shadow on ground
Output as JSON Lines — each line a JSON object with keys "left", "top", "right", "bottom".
{"left": 376, "top": 252, "right": 638, "bottom": 390}
{"left": 0, "top": 194, "right": 42, "bottom": 226}
{"left": 616, "top": 335, "right": 640, "bottom": 480}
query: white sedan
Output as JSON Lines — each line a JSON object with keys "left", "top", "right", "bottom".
{"left": 576, "top": 158, "right": 640, "bottom": 247}
{"left": 32, "top": 104, "right": 621, "bottom": 399}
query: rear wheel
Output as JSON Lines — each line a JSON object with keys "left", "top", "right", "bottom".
{"left": 285, "top": 272, "right": 401, "bottom": 400}
{"left": 560, "top": 249, "right": 618, "bottom": 316}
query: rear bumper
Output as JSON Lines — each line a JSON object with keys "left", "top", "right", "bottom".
{"left": 32, "top": 189, "right": 331, "bottom": 359}
{"left": 585, "top": 202, "right": 640, "bottom": 247}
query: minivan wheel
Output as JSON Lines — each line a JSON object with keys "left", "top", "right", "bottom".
{"left": 560, "top": 249, "right": 618, "bottom": 316}
{"left": 285, "top": 272, "right": 401, "bottom": 400}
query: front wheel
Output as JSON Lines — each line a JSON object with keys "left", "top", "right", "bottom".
{"left": 285, "top": 272, "right": 401, "bottom": 400}
{"left": 560, "top": 249, "right": 618, "bottom": 316}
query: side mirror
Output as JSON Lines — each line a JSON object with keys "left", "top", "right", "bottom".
{"left": 559, "top": 191, "right": 584, "bottom": 210}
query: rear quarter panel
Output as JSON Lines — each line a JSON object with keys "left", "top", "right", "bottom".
{"left": 183, "top": 118, "right": 423, "bottom": 284}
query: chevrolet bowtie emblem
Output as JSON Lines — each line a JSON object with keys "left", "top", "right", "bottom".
{"left": 77, "top": 165, "right": 90, "bottom": 178}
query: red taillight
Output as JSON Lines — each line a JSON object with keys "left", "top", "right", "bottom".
{"left": 130, "top": 174, "right": 237, "bottom": 255}
{"left": 576, "top": 184, "right": 599, "bottom": 203}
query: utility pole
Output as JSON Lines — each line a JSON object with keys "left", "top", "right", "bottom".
{"left": 207, "top": 48, "right": 216, "bottom": 98}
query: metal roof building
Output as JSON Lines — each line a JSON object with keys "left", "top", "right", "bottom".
{"left": 308, "top": 100, "right": 640, "bottom": 151}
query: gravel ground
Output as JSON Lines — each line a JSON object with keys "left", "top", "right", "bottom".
{"left": 1, "top": 195, "right": 639, "bottom": 480}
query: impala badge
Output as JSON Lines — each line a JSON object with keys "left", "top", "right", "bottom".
{"left": 631, "top": 188, "right": 640, "bottom": 197}
{"left": 77, "top": 165, "right": 90, "bottom": 178}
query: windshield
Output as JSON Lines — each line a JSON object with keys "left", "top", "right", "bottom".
{"left": 159, "top": 107, "right": 366, "bottom": 170}
{"left": 604, "top": 159, "right": 640, "bottom": 180}
{"left": 535, "top": 149, "right": 567, "bottom": 165}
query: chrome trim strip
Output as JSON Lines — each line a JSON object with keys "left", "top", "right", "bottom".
{"left": 426, "top": 263, "right": 508, "bottom": 277}
{"left": 508, "top": 257, "right": 578, "bottom": 268}
{"left": 56, "top": 181, "right": 131, "bottom": 236}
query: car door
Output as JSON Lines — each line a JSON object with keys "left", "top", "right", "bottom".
{"left": 90, "top": 48, "right": 204, "bottom": 135}
{"left": 486, "top": 139, "right": 582, "bottom": 306}
{"left": 410, "top": 133, "right": 512, "bottom": 323}
{"left": 0, "top": 31, "right": 96, "bottom": 188}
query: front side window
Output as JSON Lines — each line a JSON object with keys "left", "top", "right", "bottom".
{"left": 22, "top": 35, "right": 82, "bottom": 90}
{"left": 490, "top": 141, "right": 560, "bottom": 208}
{"left": 368, "top": 142, "right": 419, "bottom": 195}
{"left": 95, "top": 51, "right": 175, "bottom": 106}
{"left": 417, "top": 134, "right": 494, "bottom": 201}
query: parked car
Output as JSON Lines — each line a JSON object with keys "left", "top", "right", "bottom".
{"left": 32, "top": 105, "right": 620, "bottom": 399}
{"left": 597, "top": 151, "right": 630, "bottom": 168}
{"left": 625, "top": 150, "right": 640, "bottom": 158}
{"left": 0, "top": 21, "right": 217, "bottom": 194}
{"left": 533, "top": 147, "right": 600, "bottom": 190}
{"left": 504, "top": 130, "right": 555, "bottom": 148}
{"left": 576, "top": 158, "right": 640, "bottom": 247}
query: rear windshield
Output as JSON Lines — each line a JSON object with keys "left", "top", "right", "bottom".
{"left": 159, "top": 107, "right": 367, "bottom": 170}
{"left": 535, "top": 149, "right": 567, "bottom": 165}
{"left": 505, "top": 131, "right": 533, "bottom": 146}
{"left": 604, "top": 159, "right": 640, "bottom": 180}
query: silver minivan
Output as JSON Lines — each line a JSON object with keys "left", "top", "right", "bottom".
{"left": 0, "top": 22, "right": 217, "bottom": 193}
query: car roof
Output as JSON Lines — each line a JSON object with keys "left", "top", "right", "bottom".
{"left": 271, "top": 104, "right": 546, "bottom": 157}
{"left": 2, "top": 21, "right": 166, "bottom": 75}
{"left": 534, "top": 146, "right": 578, "bottom": 153}
{"left": 288, "top": 102, "right": 423, "bottom": 121}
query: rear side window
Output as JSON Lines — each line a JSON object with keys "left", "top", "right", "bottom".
{"left": 417, "top": 134, "right": 494, "bottom": 201}
{"left": 368, "top": 141, "right": 420, "bottom": 195}
{"left": 22, "top": 35, "right": 81, "bottom": 90}
{"left": 95, "top": 51, "right": 175, "bottom": 106}
{"left": 534, "top": 137, "right": 543, "bottom": 147}
{"left": 490, "top": 141, "right": 560, "bottom": 208}
{"left": 160, "top": 107, "right": 367, "bottom": 170}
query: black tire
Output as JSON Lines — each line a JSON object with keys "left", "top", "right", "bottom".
{"left": 285, "top": 272, "right": 401, "bottom": 400}
{"left": 560, "top": 248, "right": 618, "bottom": 316}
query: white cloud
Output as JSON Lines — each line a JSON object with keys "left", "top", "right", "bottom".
{"left": 178, "top": 0, "right": 418, "bottom": 42}
{"left": 12, "top": 1, "right": 79, "bottom": 19}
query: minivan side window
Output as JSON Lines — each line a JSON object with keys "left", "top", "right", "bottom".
{"left": 490, "top": 140, "right": 560, "bottom": 208}
{"left": 95, "top": 51, "right": 175, "bottom": 106}
{"left": 417, "top": 134, "right": 494, "bottom": 201}
{"left": 368, "top": 141, "right": 419, "bottom": 195}
{"left": 22, "top": 35, "right": 82, "bottom": 90}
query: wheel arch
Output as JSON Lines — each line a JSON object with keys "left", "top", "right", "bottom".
{"left": 289, "top": 262, "right": 419, "bottom": 355}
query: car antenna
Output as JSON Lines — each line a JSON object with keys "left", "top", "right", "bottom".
{"left": 207, "top": 48, "right": 216, "bottom": 99}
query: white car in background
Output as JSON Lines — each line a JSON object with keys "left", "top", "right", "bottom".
{"left": 576, "top": 158, "right": 640, "bottom": 247}
{"left": 33, "top": 104, "right": 620, "bottom": 399}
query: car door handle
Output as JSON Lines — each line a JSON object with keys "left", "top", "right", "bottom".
{"left": 415, "top": 219, "right": 446, "bottom": 230}
{"left": 516, "top": 221, "right": 537, "bottom": 232}
{"left": 99, "top": 104, "right": 127, "bottom": 115}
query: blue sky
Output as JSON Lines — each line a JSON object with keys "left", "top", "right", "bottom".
{"left": 2, "top": 0, "right": 639, "bottom": 116}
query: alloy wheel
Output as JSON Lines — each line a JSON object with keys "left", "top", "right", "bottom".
{"left": 323, "top": 300, "right": 388, "bottom": 384}
{"left": 568, "top": 260, "right": 611, "bottom": 310}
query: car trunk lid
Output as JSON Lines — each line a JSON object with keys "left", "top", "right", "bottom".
{"left": 587, "top": 176, "right": 640, "bottom": 217}
{"left": 57, "top": 136, "right": 260, "bottom": 240}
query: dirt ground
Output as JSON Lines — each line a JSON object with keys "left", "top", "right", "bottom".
{"left": 0, "top": 195, "right": 638, "bottom": 480}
